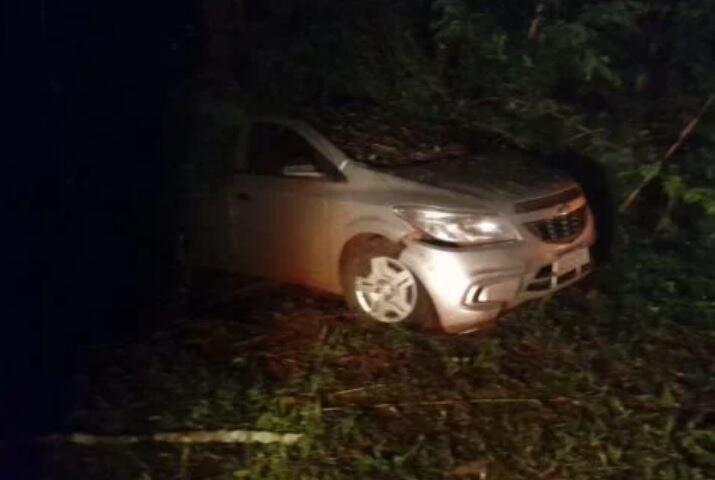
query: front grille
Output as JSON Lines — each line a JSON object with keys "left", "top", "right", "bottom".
{"left": 524, "top": 206, "right": 587, "bottom": 243}
{"left": 514, "top": 187, "right": 582, "bottom": 213}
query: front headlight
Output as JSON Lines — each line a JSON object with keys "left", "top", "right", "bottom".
{"left": 393, "top": 206, "right": 519, "bottom": 245}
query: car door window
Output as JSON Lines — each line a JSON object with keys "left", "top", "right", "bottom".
{"left": 247, "top": 123, "right": 330, "bottom": 177}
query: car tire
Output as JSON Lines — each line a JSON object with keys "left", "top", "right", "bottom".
{"left": 341, "top": 237, "right": 442, "bottom": 332}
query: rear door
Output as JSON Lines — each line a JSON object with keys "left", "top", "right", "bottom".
{"left": 232, "top": 121, "right": 344, "bottom": 286}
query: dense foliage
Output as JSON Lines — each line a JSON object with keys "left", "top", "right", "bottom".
{"left": 237, "top": 0, "right": 715, "bottom": 239}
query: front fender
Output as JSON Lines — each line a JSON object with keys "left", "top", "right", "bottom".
{"left": 340, "top": 215, "right": 411, "bottom": 245}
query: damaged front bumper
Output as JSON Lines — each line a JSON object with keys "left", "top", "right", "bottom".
{"left": 399, "top": 210, "right": 596, "bottom": 334}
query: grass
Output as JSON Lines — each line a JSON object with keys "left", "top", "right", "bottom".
{"left": 24, "top": 240, "right": 715, "bottom": 480}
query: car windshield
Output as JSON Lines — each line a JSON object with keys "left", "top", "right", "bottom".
{"left": 310, "top": 107, "right": 498, "bottom": 167}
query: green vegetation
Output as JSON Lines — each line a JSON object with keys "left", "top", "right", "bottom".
{"left": 45, "top": 236, "right": 715, "bottom": 479}
{"left": 240, "top": 0, "right": 715, "bottom": 235}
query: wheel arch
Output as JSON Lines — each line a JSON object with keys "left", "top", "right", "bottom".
{"left": 337, "top": 233, "right": 399, "bottom": 293}
{"left": 331, "top": 216, "right": 412, "bottom": 293}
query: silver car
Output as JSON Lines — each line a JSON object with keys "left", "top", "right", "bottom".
{"left": 186, "top": 115, "right": 596, "bottom": 334}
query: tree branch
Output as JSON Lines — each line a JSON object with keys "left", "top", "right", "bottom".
{"left": 42, "top": 429, "right": 303, "bottom": 446}
{"left": 621, "top": 93, "right": 715, "bottom": 212}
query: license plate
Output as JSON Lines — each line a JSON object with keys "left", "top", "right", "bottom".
{"left": 554, "top": 248, "right": 590, "bottom": 274}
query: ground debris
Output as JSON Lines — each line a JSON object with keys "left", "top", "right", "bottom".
{"left": 36, "top": 249, "right": 715, "bottom": 480}
{"left": 310, "top": 106, "right": 483, "bottom": 166}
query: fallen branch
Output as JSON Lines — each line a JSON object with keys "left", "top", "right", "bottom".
{"left": 42, "top": 429, "right": 303, "bottom": 446}
{"left": 621, "top": 93, "right": 715, "bottom": 212}
{"left": 323, "top": 397, "right": 543, "bottom": 412}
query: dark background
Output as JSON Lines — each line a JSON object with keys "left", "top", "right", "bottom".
{"left": 2, "top": 2, "right": 714, "bottom": 478}
{"left": 4, "top": 0, "right": 713, "bottom": 443}
{"left": 4, "top": 0, "right": 195, "bottom": 436}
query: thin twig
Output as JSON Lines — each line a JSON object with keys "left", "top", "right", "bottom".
{"left": 395, "top": 434, "right": 424, "bottom": 466}
{"left": 621, "top": 93, "right": 715, "bottom": 212}
{"left": 178, "top": 445, "right": 191, "bottom": 480}
{"left": 330, "top": 383, "right": 394, "bottom": 396}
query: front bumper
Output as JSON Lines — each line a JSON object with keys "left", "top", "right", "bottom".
{"left": 399, "top": 209, "right": 596, "bottom": 334}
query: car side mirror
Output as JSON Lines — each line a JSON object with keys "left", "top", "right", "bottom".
{"left": 281, "top": 164, "right": 326, "bottom": 178}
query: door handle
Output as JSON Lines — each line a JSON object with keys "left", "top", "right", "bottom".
{"left": 235, "top": 192, "right": 251, "bottom": 201}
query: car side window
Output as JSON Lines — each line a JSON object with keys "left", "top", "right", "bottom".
{"left": 246, "top": 123, "right": 328, "bottom": 177}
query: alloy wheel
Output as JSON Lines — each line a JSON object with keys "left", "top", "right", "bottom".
{"left": 354, "top": 256, "right": 417, "bottom": 323}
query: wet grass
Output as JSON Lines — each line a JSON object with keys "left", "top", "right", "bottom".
{"left": 18, "top": 243, "right": 715, "bottom": 479}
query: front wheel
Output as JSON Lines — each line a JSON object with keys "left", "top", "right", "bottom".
{"left": 341, "top": 237, "right": 441, "bottom": 332}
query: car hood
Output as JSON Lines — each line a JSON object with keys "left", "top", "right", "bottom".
{"left": 381, "top": 151, "right": 575, "bottom": 202}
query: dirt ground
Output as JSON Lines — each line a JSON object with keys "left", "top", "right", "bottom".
{"left": 5, "top": 266, "right": 715, "bottom": 480}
